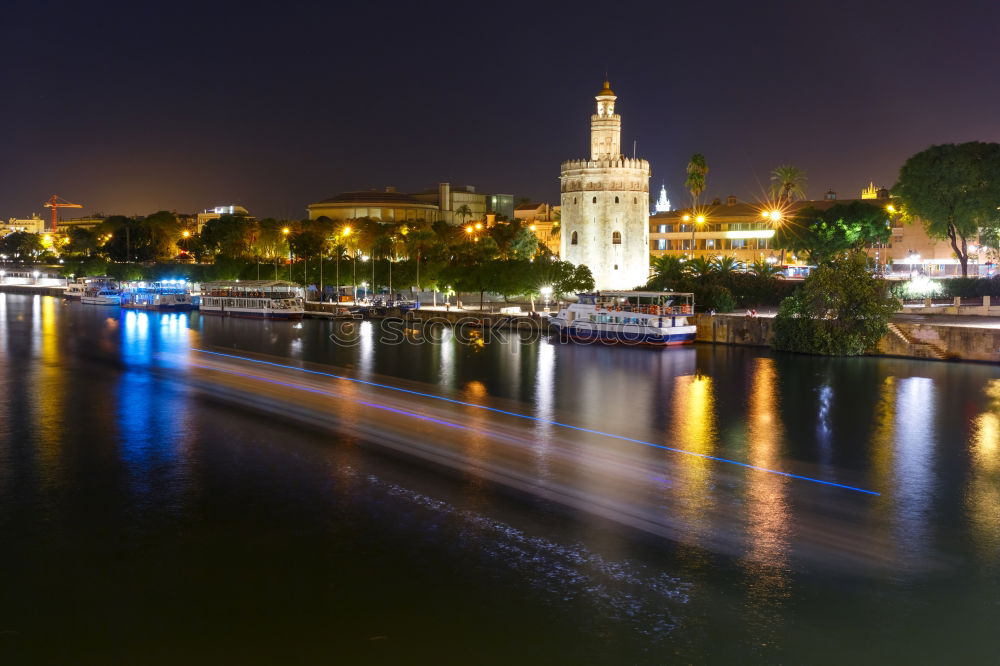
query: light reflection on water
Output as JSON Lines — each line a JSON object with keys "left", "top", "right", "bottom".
{"left": 891, "top": 376, "right": 937, "bottom": 564}
{"left": 968, "top": 380, "right": 1000, "bottom": 563}
{"left": 117, "top": 310, "right": 195, "bottom": 508}
{"left": 4, "top": 296, "right": 1000, "bottom": 661}
{"left": 670, "top": 373, "right": 717, "bottom": 547}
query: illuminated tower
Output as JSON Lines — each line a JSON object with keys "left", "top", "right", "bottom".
{"left": 559, "top": 80, "right": 651, "bottom": 290}
{"left": 655, "top": 184, "right": 671, "bottom": 213}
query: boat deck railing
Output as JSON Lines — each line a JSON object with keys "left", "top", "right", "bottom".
{"left": 598, "top": 304, "right": 693, "bottom": 316}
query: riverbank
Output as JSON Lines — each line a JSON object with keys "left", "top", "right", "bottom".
{"left": 694, "top": 312, "right": 1000, "bottom": 363}
{"left": 0, "top": 283, "right": 67, "bottom": 297}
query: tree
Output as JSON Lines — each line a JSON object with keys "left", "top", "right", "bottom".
{"left": 65, "top": 227, "right": 98, "bottom": 257}
{"left": 454, "top": 204, "right": 473, "bottom": 226}
{"left": 770, "top": 165, "right": 808, "bottom": 202}
{"left": 683, "top": 256, "right": 715, "bottom": 278}
{"left": 201, "top": 214, "right": 255, "bottom": 259}
{"left": 773, "top": 251, "right": 899, "bottom": 355}
{"left": 142, "top": 210, "right": 181, "bottom": 260}
{"left": 750, "top": 258, "right": 782, "bottom": 278}
{"left": 646, "top": 255, "right": 685, "bottom": 290}
{"left": 774, "top": 201, "right": 890, "bottom": 264}
{"left": 685, "top": 154, "right": 708, "bottom": 208}
{"left": 894, "top": 142, "right": 1000, "bottom": 277}
{"left": 711, "top": 255, "right": 740, "bottom": 274}
{"left": 0, "top": 231, "right": 43, "bottom": 259}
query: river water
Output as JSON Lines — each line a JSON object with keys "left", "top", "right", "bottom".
{"left": 1, "top": 294, "right": 998, "bottom": 664}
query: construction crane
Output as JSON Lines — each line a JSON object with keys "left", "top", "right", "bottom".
{"left": 42, "top": 195, "right": 83, "bottom": 233}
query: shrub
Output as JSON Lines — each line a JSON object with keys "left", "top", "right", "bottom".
{"left": 696, "top": 284, "right": 736, "bottom": 312}
{"left": 773, "top": 252, "right": 900, "bottom": 356}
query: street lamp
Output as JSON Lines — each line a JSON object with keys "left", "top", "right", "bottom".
{"left": 687, "top": 213, "right": 706, "bottom": 257}
{"left": 540, "top": 285, "right": 552, "bottom": 312}
{"left": 336, "top": 225, "right": 352, "bottom": 304}
{"left": 282, "top": 227, "right": 291, "bottom": 281}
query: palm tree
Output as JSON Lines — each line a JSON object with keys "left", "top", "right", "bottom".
{"left": 685, "top": 154, "right": 708, "bottom": 208}
{"left": 454, "top": 204, "right": 473, "bottom": 226}
{"left": 683, "top": 256, "right": 715, "bottom": 278}
{"left": 770, "top": 165, "right": 808, "bottom": 202}
{"left": 750, "top": 258, "right": 782, "bottom": 278}
{"left": 651, "top": 254, "right": 685, "bottom": 281}
{"left": 711, "top": 255, "right": 740, "bottom": 274}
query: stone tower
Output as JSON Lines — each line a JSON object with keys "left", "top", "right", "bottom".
{"left": 560, "top": 80, "right": 650, "bottom": 290}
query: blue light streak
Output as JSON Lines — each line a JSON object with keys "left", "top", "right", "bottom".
{"left": 190, "top": 348, "right": 880, "bottom": 496}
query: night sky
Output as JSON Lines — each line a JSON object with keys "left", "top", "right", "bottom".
{"left": 3, "top": 0, "right": 998, "bottom": 220}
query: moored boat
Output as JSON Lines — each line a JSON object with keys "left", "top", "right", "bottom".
{"left": 200, "top": 280, "right": 305, "bottom": 319}
{"left": 121, "top": 280, "right": 194, "bottom": 310}
{"left": 81, "top": 281, "right": 122, "bottom": 306}
{"left": 548, "top": 291, "right": 696, "bottom": 347}
{"left": 63, "top": 277, "right": 89, "bottom": 299}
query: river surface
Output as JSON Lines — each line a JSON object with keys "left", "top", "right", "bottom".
{"left": 1, "top": 294, "right": 998, "bottom": 664}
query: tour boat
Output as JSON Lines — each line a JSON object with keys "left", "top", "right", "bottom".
{"left": 120, "top": 280, "right": 194, "bottom": 310}
{"left": 81, "top": 282, "right": 122, "bottom": 306}
{"left": 548, "top": 290, "right": 697, "bottom": 346}
{"left": 199, "top": 280, "right": 305, "bottom": 319}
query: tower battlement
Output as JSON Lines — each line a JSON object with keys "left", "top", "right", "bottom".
{"left": 561, "top": 157, "right": 651, "bottom": 171}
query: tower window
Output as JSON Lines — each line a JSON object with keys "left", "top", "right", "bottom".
{"left": 614, "top": 196, "right": 619, "bottom": 204}
{"left": 612, "top": 231, "right": 621, "bottom": 245}
{"left": 633, "top": 197, "right": 637, "bottom": 204}
{"left": 614, "top": 264, "right": 619, "bottom": 270}
{"left": 592, "top": 196, "right": 597, "bottom": 204}
{"left": 571, "top": 231, "right": 578, "bottom": 245}
{"left": 573, "top": 197, "right": 577, "bottom": 204}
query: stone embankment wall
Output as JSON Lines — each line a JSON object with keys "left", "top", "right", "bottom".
{"left": 695, "top": 313, "right": 1000, "bottom": 363}
{"left": 879, "top": 321, "right": 1000, "bottom": 363}
{"left": 694, "top": 314, "right": 773, "bottom": 347}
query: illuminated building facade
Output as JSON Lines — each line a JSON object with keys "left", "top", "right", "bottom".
{"left": 650, "top": 184, "right": 971, "bottom": 274}
{"left": 560, "top": 80, "right": 650, "bottom": 290}
{"left": 197, "top": 205, "right": 252, "bottom": 231}
{"left": 308, "top": 183, "right": 513, "bottom": 225}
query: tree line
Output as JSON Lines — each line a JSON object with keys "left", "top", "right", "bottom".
{"left": 51, "top": 212, "right": 594, "bottom": 302}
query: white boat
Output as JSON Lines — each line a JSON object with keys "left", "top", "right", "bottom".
{"left": 63, "top": 277, "right": 89, "bottom": 299}
{"left": 200, "top": 280, "right": 305, "bottom": 319}
{"left": 121, "top": 280, "right": 194, "bottom": 310}
{"left": 81, "top": 283, "right": 122, "bottom": 306}
{"left": 548, "top": 290, "right": 697, "bottom": 347}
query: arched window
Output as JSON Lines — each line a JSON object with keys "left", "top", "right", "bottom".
{"left": 573, "top": 197, "right": 577, "bottom": 204}
{"left": 571, "top": 231, "right": 578, "bottom": 245}
{"left": 614, "top": 196, "right": 620, "bottom": 204}
{"left": 592, "top": 196, "right": 597, "bottom": 204}
{"left": 612, "top": 231, "right": 621, "bottom": 244}
{"left": 613, "top": 264, "right": 619, "bottom": 270}
{"left": 633, "top": 197, "right": 637, "bottom": 204}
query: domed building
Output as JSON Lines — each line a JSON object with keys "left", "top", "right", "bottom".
{"left": 560, "top": 80, "right": 651, "bottom": 290}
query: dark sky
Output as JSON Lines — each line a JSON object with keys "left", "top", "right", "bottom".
{"left": 3, "top": 0, "right": 999, "bottom": 220}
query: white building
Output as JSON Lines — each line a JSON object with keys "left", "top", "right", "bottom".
{"left": 3, "top": 214, "right": 46, "bottom": 235}
{"left": 560, "top": 80, "right": 650, "bottom": 290}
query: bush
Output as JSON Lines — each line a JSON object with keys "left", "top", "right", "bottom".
{"left": 696, "top": 284, "right": 736, "bottom": 312}
{"left": 773, "top": 252, "right": 900, "bottom": 356}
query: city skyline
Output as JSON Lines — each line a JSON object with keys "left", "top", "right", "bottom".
{"left": 3, "top": 0, "right": 999, "bottom": 220}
